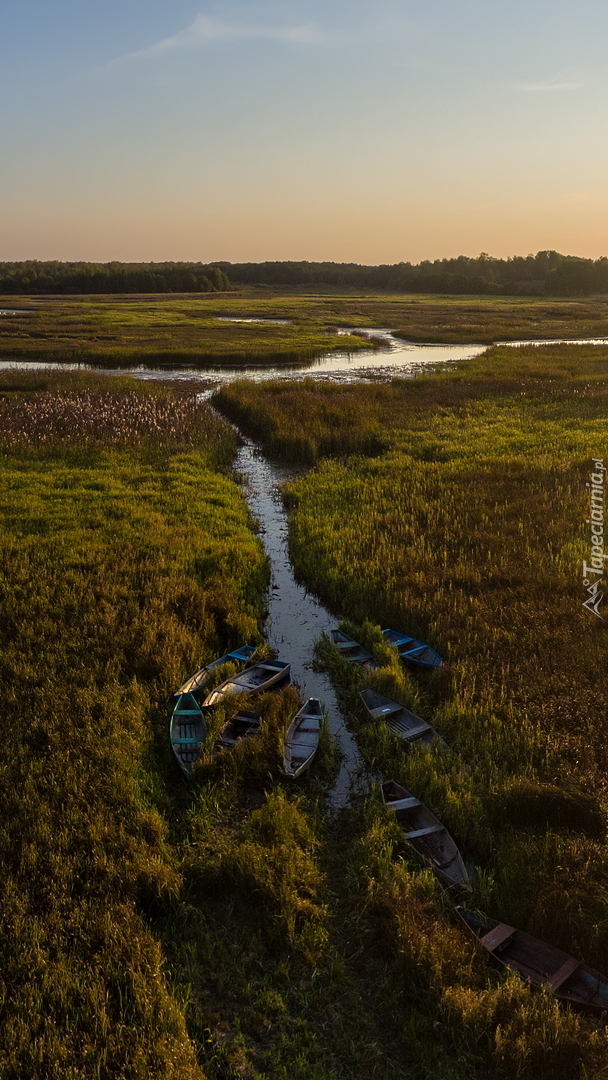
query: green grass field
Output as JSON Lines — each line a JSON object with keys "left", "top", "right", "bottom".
{"left": 4, "top": 333, "right": 608, "bottom": 1078}
{"left": 213, "top": 343, "right": 608, "bottom": 1077}
{"left": 1, "top": 290, "right": 607, "bottom": 366}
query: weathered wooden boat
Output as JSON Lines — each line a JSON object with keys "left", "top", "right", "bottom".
{"left": 174, "top": 644, "right": 256, "bottom": 697}
{"left": 383, "top": 780, "right": 470, "bottom": 889}
{"left": 330, "top": 629, "right": 378, "bottom": 667}
{"left": 359, "top": 689, "right": 447, "bottom": 748}
{"left": 382, "top": 628, "right": 443, "bottom": 668}
{"left": 203, "top": 659, "right": 291, "bottom": 707}
{"left": 215, "top": 710, "right": 262, "bottom": 751}
{"left": 283, "top": 698, "right": 323, "bottom": 778}
{"left": 170, "top": 692, "right": 207, "bottom": 778}
{"left": 456, "top": 907, "right": 608, "bottom": 1013}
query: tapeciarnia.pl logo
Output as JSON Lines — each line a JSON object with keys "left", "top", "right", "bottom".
{"left": 582, "top": 458, "right": 606, "bottom": 620}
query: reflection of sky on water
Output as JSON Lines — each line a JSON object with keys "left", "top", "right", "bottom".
{"left": 1, "top": 332, "right": 608, "bottom": 385}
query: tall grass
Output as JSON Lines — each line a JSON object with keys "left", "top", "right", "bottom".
{"left": 211, "top": 344, "right": 608, "bottom": 1074}
{"left": 0, "top": 372, "right": 268, "bottom": 1077}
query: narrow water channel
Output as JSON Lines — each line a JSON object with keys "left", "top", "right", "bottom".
{"left": 234, "top": 436, "right": 363, "bottom": 809}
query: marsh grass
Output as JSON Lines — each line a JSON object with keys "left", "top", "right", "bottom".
{"left": 212, "top": 343, "right": 608, "bottom": 1074}
{"left": 2, "top": 292, "right": 607, "bottom": 367}
{"left": 0, "top": 371, "right": 270, "bottom": 1076}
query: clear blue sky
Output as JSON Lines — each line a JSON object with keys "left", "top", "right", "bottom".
{"left": 1, "top": 0, "right": 607, "bottom": 263}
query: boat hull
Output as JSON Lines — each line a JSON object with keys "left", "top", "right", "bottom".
{"left": 382, "top": 628, "right": 443, "bottom": 668}
{"left": 330, "top": 629, "right": 378, "bottom": 668}
{"left": 215, "top": 710, "right": 262, "bottom": 751}
{"left": 383, "top": 780, "right": 470, "bottom": 889}
{"left": 175, "top": 644, "right": 256, "bottom": 697}
{"left": 170, "top": 692, "right": 207, "bottom": 778}
{"left": 456, "top": 907, "right": 608, "bottom": 1013}
{"left": 283, "top": 698, "right": 323, "bottom": 778}
{"left": 359, "top": 689, "right": 446, "bottom": 748}
{"left": 203, "top": 660, "right": 291, "bottom": 707}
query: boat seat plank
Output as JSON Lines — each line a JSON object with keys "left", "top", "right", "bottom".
{"left": 175, "top": 709, "right": 202, "bottom": 716}
{"left": 545, "top": 957, "right": 581, "bottom": 991}
{"left": 391, "top": 721, "right": 432, "bottom": 739}
{"left": 386, "top": 797, "right": 421, "bottom": 811}
{"left": 404, "top": 824, "right": 444, "bottom": 840}
{"left": 173, "top": 737, "right": 201, "bottom": 744}
{"left": 480, "top": 924, "right": 516, "bottom": 952}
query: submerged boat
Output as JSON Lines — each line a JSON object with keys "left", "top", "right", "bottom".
{"left": 383, "top": 780, "right": 470, "bottom": 889}
{"left": 170, "top": 692, "right": 207, "bottom": 778}
{"left": 283, "top": 698, "right": 323, "bottom": 778}
{"left": 174, "top": 644, "right": 256, "bottom": 697}
{"left": 203, "top": 659, "right": 291, "bottom": 707}
{"left": 456, "top": 907, "right": 608, "bottom": 1014}
{"left": 359, "top": 689, "right": 447, "bottom": 748}
{"left": 382, "top": 628, "right": 443, "bottom": 668}
{"left": 215, "top": 710, "right": 262, "bottom": 751}
{"left": 330, "top": 629, "right": 378, "bottom": 667}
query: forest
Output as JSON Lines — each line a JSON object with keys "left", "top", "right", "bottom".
{"left": 0, "top": 261, "right": 230, "bottom": 295}
{"left": 219, "top": 250, "right": 608, "bottom": 296}
{"left": 2, "top": 251, "right": 608, "bottom": 296}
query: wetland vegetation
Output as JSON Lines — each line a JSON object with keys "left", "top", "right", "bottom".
{"left": 3, "top": 307, "right": 608, "bottom": 1078}
{"left": 214, "top": 341, "right": 608, "bottom": 1076}
{"left": 1, "top": 291, "right": 607, "bottom": 367}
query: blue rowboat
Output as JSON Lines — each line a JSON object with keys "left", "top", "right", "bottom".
{"left": 170, "top": 692, "right": 207, "bottom": 778}
{"left": 174, "top": 644, "right": 256, "bottom": 697}
{"left": 382, "top": 628, "right": 443, "bottom": 668}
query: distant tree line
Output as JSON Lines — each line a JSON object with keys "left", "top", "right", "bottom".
{"left": 0, "top": 261, "right": 230, "bottom": 294}
{"left": 217, "top": 250, "right": 608, "bottom": 296}
{"left": 3, "top": 252, "right": 608, "bottom": 296}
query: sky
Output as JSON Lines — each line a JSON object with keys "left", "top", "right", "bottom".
{"left": 1, "top": 0, "right": 607, "bottom": 264}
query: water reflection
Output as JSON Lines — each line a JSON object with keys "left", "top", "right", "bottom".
{"left": 235, "top": 438, "right": 363, "bottom": 809}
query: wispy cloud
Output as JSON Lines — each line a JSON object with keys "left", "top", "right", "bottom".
{"left": 513, "top": 78, "right": 584, "bottom": 93}
{"left": 117, "top": 14, "right": 324, "bottom": 64}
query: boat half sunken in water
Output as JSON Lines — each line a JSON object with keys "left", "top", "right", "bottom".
{"left": 456, "top": 907, "right": 608, "bottom": 1014}
{"left": 283, "top": 698, "right": 323, "bottom": 778}
{"left": 170, "top": 692, "right": 207, "bottom": 778}
{"left": 383, "top": 780, "right": 470, "bottom": 889}
{"left": 203, "top": 659, "right": 291, "bottom": 707}
{"left": 174, "top": 644, "right": 256, "bottom": 697}
{"left": 330, "top": 629, "right": 378, "bottom": 667}
{"left": 382, "top": 628, "right": 443, "bottom": 668}
{"left": 215, "top": 710, "right": 262, "bottom": 751}
{"left": 359, "top": 689, "right": 447, "bottom": 748}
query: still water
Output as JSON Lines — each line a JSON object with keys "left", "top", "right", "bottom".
{"left": 234, "top": 438, "right": 363, "bottom": 808}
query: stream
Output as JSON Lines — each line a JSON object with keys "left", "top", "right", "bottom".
{"left": 234, "top": 437, "right": 363, "bottom": 809}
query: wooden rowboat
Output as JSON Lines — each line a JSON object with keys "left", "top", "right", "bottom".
{"left": 383, "top": 780, "right": 470, "bottom": 889}
{"left": 456, "top": 907, "right": 608, "bottom": 1013}
{"left": 382, "top": 628, "right": 443, "bottom": 668}
{"left": 170, "top": 692, "right": 207, "bottom": 778}
{"left": 330, "top": 629, "right": 378, "bottom": 667}
{"left": 203, "top": 659, "right": 291, "bottom": 707}
{"left": 359, "top": 689, "right": 447, "bottom": 748}
{"left": 174, "top": 644, "right": 256, "bottom": 697}
{"left": 215, "top": 710, "right": 262, "bottom": 751}
{"left": 283, "top": 698, "right": 323, "bottom": 778}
